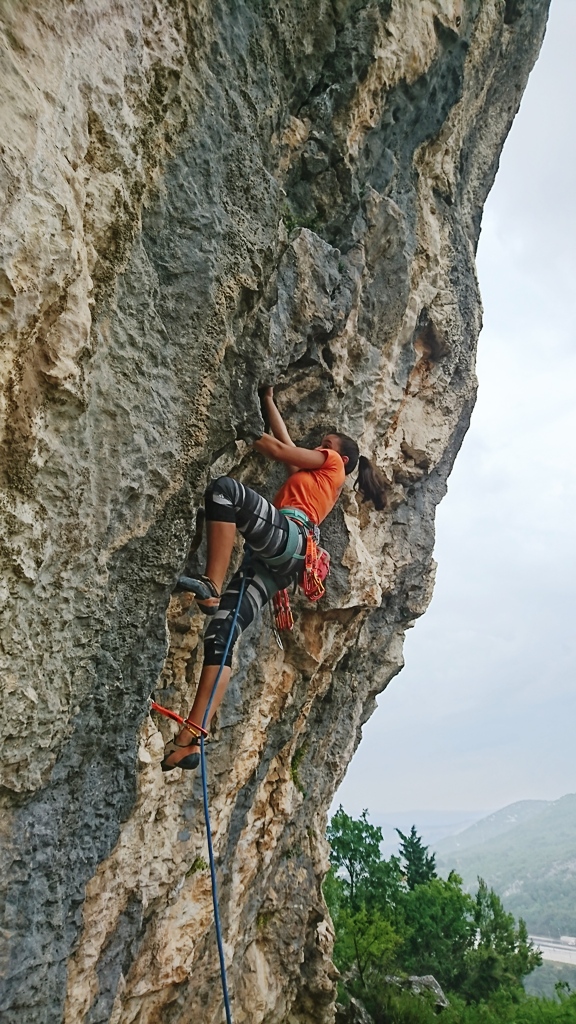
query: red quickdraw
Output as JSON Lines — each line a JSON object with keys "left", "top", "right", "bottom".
{"left": 273, "top": 588, "right": 294, "bottom": 631}
{"left": 302, "top": 532, "right": 328, "bottom": 601}
{"left": 150, "top": 702, "right": 208, "bottom": 737}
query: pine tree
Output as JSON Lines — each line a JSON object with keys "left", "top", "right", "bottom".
{"left": 396, "top": 824, "right": 437, "bottom": 889}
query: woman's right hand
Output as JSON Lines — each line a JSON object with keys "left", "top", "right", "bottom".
{"left": 259, "top": 385, "right": 274, "bottom": 400}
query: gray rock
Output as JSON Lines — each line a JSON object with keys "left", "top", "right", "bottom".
{"left": 408, "top": 975, "right": 450, "bottom": 1010}
{"left": 385, "top": 974, "right": 450, "bottom": 1010}
{"left": 0, "top": 1, "right": 550, "bottom": 1022}
{"left": 336, "top": 996, "right": 375, "bottom": 1024}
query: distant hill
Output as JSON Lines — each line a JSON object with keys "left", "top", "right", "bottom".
{"left": 372, "top": 810, "right": 489, "bottom": 858}
{"left": 434, "top": 794, "right": 576, "bottom": 939}
{"left": 435, "top": 800, "right": 550, "bottom": 856}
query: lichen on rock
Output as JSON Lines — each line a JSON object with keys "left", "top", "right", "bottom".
{"left": 0, "top": 1, "right": 550, "bottom": 1022}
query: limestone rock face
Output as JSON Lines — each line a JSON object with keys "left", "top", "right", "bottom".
{"left": 0, "top": 2, "right": 549, "bottom": 1022}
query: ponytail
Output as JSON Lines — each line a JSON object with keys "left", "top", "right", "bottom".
{"left": 332, "top": 433, "right": 388, "bottom": 510}
{"left": 354, "top": 454, "right": 388, "bottom": 510}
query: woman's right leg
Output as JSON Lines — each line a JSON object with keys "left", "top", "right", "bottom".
{"left": 205, "top": 476, "right": 293, "bottom": 563}
{"left": 178, "top": 477, "right": 291, "bottom": 611}
{"left": 204, "top": 520, "right": 237, "bottom": 593}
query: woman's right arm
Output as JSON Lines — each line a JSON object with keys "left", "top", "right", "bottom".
{"left": 260, "top": 387, "right": 295, "bottom": 447}
{"left": 259, "top": 387, "right": 301, "bottom": 474}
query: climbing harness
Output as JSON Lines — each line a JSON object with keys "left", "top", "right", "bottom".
{"left": 152, "top": 575, "right": 246, "bottom": 1024}
{"left": 270, "top": 508, "right": 331, "bottom": 634}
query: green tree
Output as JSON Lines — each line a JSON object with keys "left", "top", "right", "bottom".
{"left": 325, "top": 810, "right": 401, "bottom": 993}
{"left": 396, "top": 825, "right": 437, "bottom": 890}
{"left": 367, "top": 855, "right": 405, "bottom": 923}
{"left": 442, "top": 985, "right": 576, "bottom": 1024}
{"left": 461, "top": 879, "right": 542, "bottom": 1002}
{"left": 327, "top": 806, "right": 384, "bottom": 909}
{"left": 400, "top": 872, "right": 475, "bottom": 991}
{"left": 333, "top": 904, "right": 400, "bottom": 987}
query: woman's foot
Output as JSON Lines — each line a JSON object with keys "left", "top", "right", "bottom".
{"left": 161, "top": 728, "right": 203, "bottom": 772}
{"left": 173, "top": 574, "right": 220, "bottom": 615}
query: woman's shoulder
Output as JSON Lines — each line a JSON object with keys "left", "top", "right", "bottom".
{"left": 317, "top": 448, "right": 345, "bottom": 472}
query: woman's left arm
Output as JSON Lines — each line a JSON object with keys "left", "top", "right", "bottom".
{"left": 253, "top": 434, "right": 326, "bottom": 470}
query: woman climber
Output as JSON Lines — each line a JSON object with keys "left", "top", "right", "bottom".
{"left": 160, "top": 387, "right": 388, "bottom": 771}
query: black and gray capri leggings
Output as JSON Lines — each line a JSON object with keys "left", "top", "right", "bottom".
{"left": 203, "top": 476, "right": 306, "bottom": 667}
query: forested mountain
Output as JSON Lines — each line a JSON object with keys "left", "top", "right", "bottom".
{"left": 435, "top": 794, "right": 576, "bottom": 938}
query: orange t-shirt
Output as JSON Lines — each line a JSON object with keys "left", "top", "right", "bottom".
{"left": 273, "top": 449, "right": 346, "bottom": 525}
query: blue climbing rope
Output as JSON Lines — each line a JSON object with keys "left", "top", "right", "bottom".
{"left": 200, "top": 573, "right": 246, "bottom": 1024}
{"left": 152, "top": 574, "right": 247, "bottom": 1020}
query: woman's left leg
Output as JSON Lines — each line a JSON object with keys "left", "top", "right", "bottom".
{"left": 164, "top": 479, "right": 306, "bottom": 769}
{"left": 162, "top": 564, "right": 282, "bottom": 769}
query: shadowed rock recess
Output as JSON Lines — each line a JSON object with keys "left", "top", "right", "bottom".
{"left": 0, "top": 1, "right": 549, "bottom": 1021}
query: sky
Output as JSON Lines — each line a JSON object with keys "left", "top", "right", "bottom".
{"left": 335, "top": 0, "right": 576, "bottom": 827}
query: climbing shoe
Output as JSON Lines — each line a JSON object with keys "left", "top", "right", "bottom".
{"left": 161, "top": 739, "right": 201, "bottom": 772}
{"left": 174, "top": 573, "right": 220, "bottom": 615}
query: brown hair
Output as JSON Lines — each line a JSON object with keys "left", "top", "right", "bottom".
{"left": 355, "top": 454, "right": 388, "bottom": 510}
{"left": 333, "top": 434, "right": 388, "bottom": 510}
